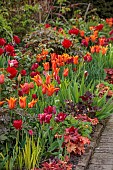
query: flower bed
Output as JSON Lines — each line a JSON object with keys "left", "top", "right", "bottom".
{"left": 1, "top": 17, "right": 113, "bottom": 169}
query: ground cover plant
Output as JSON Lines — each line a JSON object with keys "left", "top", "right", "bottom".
{"left": 1, "top": 1, "right": 113, "bottom": 169}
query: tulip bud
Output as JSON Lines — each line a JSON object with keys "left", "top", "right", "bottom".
{"left": 17, "top": 74, "right": 21, "bottom": 82}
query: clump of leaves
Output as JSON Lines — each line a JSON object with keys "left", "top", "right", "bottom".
{"left": 63, "top": 126, "right": 90, "bottom": 155}
{"left": 38, "top": 156, "right": 72, "bottom": 170}
{"left": 104, "top": 68, "right": 113, "bottom": 84}
{"left": 64, "top": 91, "right": 100, "bottom": 118}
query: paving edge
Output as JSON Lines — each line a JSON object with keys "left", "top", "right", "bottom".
{"left": 74, "top": 118, "right": 109, "bottom": 170}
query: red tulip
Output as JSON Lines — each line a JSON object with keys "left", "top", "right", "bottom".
{"left": 83, "top": 53, "right": 92, "bottom": 62}
{"left": 45, "top": 24, "right": 51, "bottom": 28}
{"left": 32, "top": 94, "right": 37, "bottom": 99}
{"left": 55, "top": 112, "right": 67, "bottom": 122}
{"left": 8, "top": 59, "right": 18, "bottom": 68}
{"left": 13, "top": 119, "right": 22, "bottom": 130}
{"left": 94, "top": 24, "right": 104, "bottom": 31}
{"left": 0, "top": 48, "right": 4, "bottom": 55}
{"left": 68, "top": 28, "right": 79, "bottom": 35}
{"left": 0, "top": 38, "right": 6, "bottom": 46}
{"left": 6, "top": 67, "right": 18, "bottom": 79}
{"left": 13, "top": 35, "right": 21, "bottom": 44}
{"left": 20, "top": 69, "right": 27, "bottom": 76}
{"left": 62, "top": 39, "right": 72, "bottom": 49}
{"left": 38, "top": 113, "right": 52, "bottom": 124}
{"left": 28, "top": 129, "right": 33, "bottom": 136}
{"left": 5, "top": 44, "right": 14, "bottom": 53}
{"left": 31, "top": 63, "right": 39, "bottom": 71}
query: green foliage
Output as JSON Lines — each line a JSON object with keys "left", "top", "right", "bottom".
{"left": 84, "top": 53, "right": 106, "bottom": 84}
{"left": 0, "top": 13, "right": 12, "bottom": 40}
{"left": 103, "top": 44, "right": 113, "bottom": 68}
{"left": 93, "top": 92, "right": 113, "bottom": 119}
{"left": 0, "top": 3, "right": 40, "bottom": 38}
{"left": 0, "top": 135, "right": 42, "bottom": 170}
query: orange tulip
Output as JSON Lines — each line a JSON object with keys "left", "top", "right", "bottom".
{"left": 51, "top": 61, "right": 57, "bottom": 71}
{"left": 89, "top": 26, "right": 95, "bottom": 31}
{"left": 90, "top": 46, "right": 95, "bottom": 53}
{"left": 53, "top": 68, "right": 60, "bottom": 78}
{"left": 90, "top": 35, "right": 97, "bottom": 42}
{"left": 99, "top": 38, "right": 106, "bottom": 46}
{"left": 57, "top": 62, "right": 64, "bottom": 67}
{"left": 45, "top": 74, "right": 51, "bottom": 85}
{"left": 19, "top": 96, "right": 27, "bottom": 108}
{"left": 43, "top": 62, "right": 50, "bottom": 71}
{"left": 50, "top": 53, "right": 57, "bottom": 60}
{"left": 0, "top": 74, "right": 5, "bottom": 84}
{"left": 79, "top": 30, "right": 85, "bottom": 37}
{"left": 85, "top": 36, "right": 90, "bottom": 43}
{"left": 62, "top": 53, "right": 70, "bottom": 62}
{"left": 41, "top": 49, "right": 48, "bottom": 56}
{"left": 28, "top": 99, "right": 38, "bottom": 108}
{"left": 63, "top": 68, "right": 69, "bottom": 77}
{"left": 73, "top": 56, "right": 79, "bottom": 64}
{"left": 36, "top": 54, "right": 42, "bottom": 62}
{"left": 93, "top": 30, "right": 98, "bottom": 37}
{"left": 42, "top": 84, "right": 47, "bottom": 94}
{"left": 46, "top": 84, "right": 59, "bottom": 96}
{"left": 101, "top": 47, "right": 108, "bottom": 55}
{"left": 95, "top": 45, "right": 100, "bottom": 53}
{"left": 0, "top": 101, "right": 5, "bottom": 107}
{"left": 6, "top": 97, "right": 17, "bottom": 109}
{"left": 31, "top": 75, "right": 42, "bottom": 86}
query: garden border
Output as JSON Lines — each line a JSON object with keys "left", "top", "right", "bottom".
{"left": 73, "top": 118, "right": 109, "bottom": 170}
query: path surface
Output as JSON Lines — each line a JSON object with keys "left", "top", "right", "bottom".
{"left": 87, "top": 115, "right": 113, "bottom": 170}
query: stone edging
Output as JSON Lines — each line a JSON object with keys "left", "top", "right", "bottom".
{"left": 74, "top": 118, "right": 109, "bottom": 170}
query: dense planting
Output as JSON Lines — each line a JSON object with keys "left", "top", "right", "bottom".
{"left": 1, "top": 3, "right": 113, "bottom": 169}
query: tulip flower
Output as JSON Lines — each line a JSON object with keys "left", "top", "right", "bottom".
{"left": 13, "top": 35, "right": 20, "bottom": 44}
{"left": 0, "top": 74, "right": 5, "bottom": 84}
{"left": 63, "top": 68, "right": 69, "bottom": 77}
{"left": 43, "top": 62, "right": 50, "bottom": 71}
{"left": 44, "top": 105, "right": 56, "bottom": 114}
{"left": 45, "top": 74, "right": 51, "bottom": 85}
{"left": 68, "top": 28, "right": 79, "bottom": 35}
{"left": 0, "top": 101, "right": 5, "bottom": 107}
{"left": 13, "top": 119, "right": 22, "bottom": 130}
{"left": 6, "top": 67, "right": 18, "bottom": 79}
{"left": 31, "top": 74, "right": 43, "bottom": 86}
{"left": 62, "top": 39, "right": 72, "bottom": 49}
{"left": 28, "top": 129, "right": 33, "bottom": 136}
{"left": 8, "top": 59, "right": 18, "bottom": 68}
{"left": 55, "top": 112, "right": 67, "bottom": 122}
{"left": 28, "top": 99, "right": 38, "bottom": 108}
{"left": 6, "top": 97, "right": 17, "bottom": 109}
{"left": 42, "top": 84, "right": 47, "bottom": 94}
{"left": 73, "top": 56, "right": 79, "bottom": 65}
{"left": 32, "top": 94, "right": 37, "bottom": 99}
{"left": 38, "top": 113, "right": 52, "bottom": 124}
{"left": 20, "top": 69, "right": 27, "bottom": 76}
{"left": 46, "top": 84, "right": 59, "bottom": 96}
{"left": 83, "top": 53, "right": 92, "bottom": 62}
{"left": 0, "top": 48, "right": 4, "bottom": 55}
{"left": 79, "top": 30, "right": 85, "bottom": 37}
{"left": 19, "top": 96, "right": 27, "bottom": 108}
{"left": 20, "top": 83, "right": 30, "bottom": 94}
{"left": 0, "top": 38, "right": 6, "bottom": 46}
